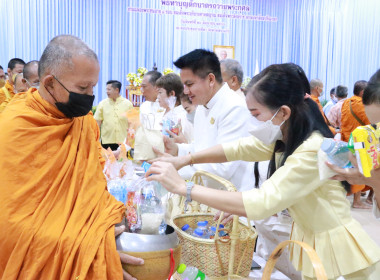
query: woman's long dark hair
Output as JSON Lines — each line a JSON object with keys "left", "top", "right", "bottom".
{"left": 247, "top": 63, "right": 350, "bottom": 190}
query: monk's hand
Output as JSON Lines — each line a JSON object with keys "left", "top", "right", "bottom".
{"left": 213, "top": 211, "right": 234, "bottom": 225}
{"left": 119, "top": 252, "right": 144, "bottom": 280}
{"left": 145, "top": 161, "right": 187, "bottom": 196}
{"left": 163, "top": 136, "right": 179, "bottom": 156}
{"left": 115, "top": 226, "right": 144, "bottom": 280}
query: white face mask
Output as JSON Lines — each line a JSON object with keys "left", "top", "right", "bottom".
{"left": 186, "top": 110, "right": 195, "bottom": 124}
{"left": 249, "top": 108, "right": 285, "bottom": 145}
{"left": 332, "top": 96, "right": 338, "bottom": 104}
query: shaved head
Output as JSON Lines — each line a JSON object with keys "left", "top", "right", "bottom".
{"left": 38, "top": 35, "right": 98, "bottom": 78}
{"left": 14, "top": 73, "right": 28, "bottom": 93}
{"left": 23, "top": 61, "right": 39, "bottom": 80}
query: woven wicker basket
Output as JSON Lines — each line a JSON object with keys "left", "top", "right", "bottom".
{"left": 262, "top": 240, "right": 328, "bottom": 280}
{"left": 171, "top": 171, "right": 257, "bottom": 279}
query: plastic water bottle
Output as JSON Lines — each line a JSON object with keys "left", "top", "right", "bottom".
{"left": 192, "top": 228, "right": 205, "bottom": 239}
{"left": 321, "top": 138, "right": 351, "bottom": 168}
{"left": 177, "top": 264, "right": 210, "bottom": 280}
{"left": 209, "top": 225, "right": 226, "bottom": 239}
{"left": 158, "top": 221, "right": 167, "bottom": 235}
{"left": 196, "top": 221, "right": 210, "bottom": 237}
{"left": 181, "top": 224, "right": 193, "bottom": 235}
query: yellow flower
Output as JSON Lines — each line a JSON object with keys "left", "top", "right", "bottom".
{"left": 163, "top": 68, "right": 174, "bottom": 75}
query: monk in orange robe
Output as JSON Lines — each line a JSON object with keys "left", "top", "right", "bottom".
{"left": 309, "top": 79, "right": 336, "bottom": 135}
{"left": 341, "top": 80, "right": 372, "bottom": 208}
{"left": 0, "top": 66, "right": 6, "bottom": 88}
{"left": 0, "top": 58, "right": 25, "bottom": 113}
{"left": 0, "top": 35, "right": 143, "bottom": 280}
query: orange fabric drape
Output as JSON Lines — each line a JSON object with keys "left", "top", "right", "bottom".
{"left": 0, "top": 80, "right": 15, "bottom": 113}
{"left": 310, "top": 95, "right": 336, "bottom": 135}
{"left": 0, "top": 90, "right": 125, "bottom": 280}
{"left": 340, "top": 95, "right": 370, "bottom": 141}
{"left": 340, "top": 95, "right": 371, "bottom": 194}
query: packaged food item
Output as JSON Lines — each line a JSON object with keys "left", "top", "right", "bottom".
{"left": 351, "top": 123, "right": 380, "bottom": 177}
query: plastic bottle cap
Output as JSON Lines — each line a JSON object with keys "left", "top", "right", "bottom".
{"left": 194, "top": 228, "right": 204, "bottom": 236}
{"left": 181, "top": 224, "right": 190, "bottom": 231}
{"left": 210, "top": 226, "right": 216, "bottom": 232}
{"left": 197, "top": 221, "right": 208, "bottom": 227}
{"left": 320, "top": 138, "right": 335, "bottom": 154}
{"left": 177, "top": 263, "right": 187, "bottom": 274}
{"left": 219, "top": 224, "right": 225, "bottom": 229}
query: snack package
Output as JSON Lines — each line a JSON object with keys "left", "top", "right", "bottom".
{"left": 351, "top": 123, "right": 380, "bottom": 177}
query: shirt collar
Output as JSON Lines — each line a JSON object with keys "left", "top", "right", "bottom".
{"left": 204, "top": 83, "right": 228, "bottom": 110}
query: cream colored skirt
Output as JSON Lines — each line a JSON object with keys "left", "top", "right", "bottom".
{"left": 302, "top": 261, "right": 380, "bottom": 280}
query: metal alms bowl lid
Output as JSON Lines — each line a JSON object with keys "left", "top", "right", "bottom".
{"left": 116, "top": 225, "right": 179, "bottom": 253}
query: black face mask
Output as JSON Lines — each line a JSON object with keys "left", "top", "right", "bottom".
{"left": 47, "top": 76, "right": 95, "bottom": 118}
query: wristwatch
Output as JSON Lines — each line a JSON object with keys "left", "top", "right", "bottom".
{"left": 184, "top": 181, "right": 194, "bottom": 211}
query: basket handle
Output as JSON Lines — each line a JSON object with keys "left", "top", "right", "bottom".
{"left": 191, "top": 171, "right": 254, "bottom": 277}
{"left": 262, "top": 240, "right": 328, "bottom": 280}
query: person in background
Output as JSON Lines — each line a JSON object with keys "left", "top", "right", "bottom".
{"left": 0, "top": 66, "right": 6, "bottom": 88}
{"left": 0, "top": 35, "right": 143, "bottom": 279}
{"left": 13, "top": 73, "right": 28, "bottom": 94}
{"left": 220, "top": 59, "right": 245, "bottom": 99}
{"left": 158, "top": 49, "right": 254, "bottom": 192}
{"left": 156, "top": 73, "right": 193, "bottom": 144}
{"left": 94, "top": 80, "right": 133, "bottom": 151}
{"left": 180, "top": 93, "right": 197, "bottom": 125}
{"left": 23, "top": 60, "right": 40, "bottom": 90}
{"left": 310, "top": 78, "right": 336, "bottom": 134}
{"left": 148, "top": 63, "right": 380, "bottom": 280}
{"left": 139, "top": 70, "right": 164, "bottom": 129}
{"left": 327, "top": 68, "right": 380, "bottom": 220}
{"left": 327, "top": 85, "right": 348, "bottom": 129}
{"left": 340, "top": 80, "right": 373, "bottom": 208}
{"left": 323, "top": 87, "right": 337, "bottom": 115}
{"left": 0, "top": 58, "right": 26, "bottom": 113}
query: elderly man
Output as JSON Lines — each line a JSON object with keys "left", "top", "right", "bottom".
{"left": 220, "top": 59, "right": 245, "bottom": 99}
{"left": 0, "top": 35, "right": 142, "bottom": 280}
{"left": 23, "top": 60, "right": 40, "bottom": 89}
{"left": 310, "top": 78, "right": 336, "bottom": 134}
{"left": 0, "top": 58, "right": 25, "bottom": 113}
{"left": 139, "top": 70, "right": 163, "bottom": 129}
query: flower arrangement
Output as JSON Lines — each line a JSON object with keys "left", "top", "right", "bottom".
{"left": 137, "top": 67, "right": 148, "bottom": 77}
{"left": 127, "top": 67, "right": 148, "bottom": 87}
{"left": 163, "top": 68, "right": 174, "bottom": 75}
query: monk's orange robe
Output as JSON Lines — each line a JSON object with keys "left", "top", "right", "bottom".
{"left": 0, "top": 80, "right": 15, "bottom": 113}
{"left": 341, "top": 95, "right": 371, "bottom": 194}
{"left": 0, "top": 89, "right": 125, "bottom": 279}
{"left": 310, "top": 95, "right": 336, "bottom": 135}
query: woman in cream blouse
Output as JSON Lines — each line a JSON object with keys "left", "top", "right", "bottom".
{"left": 147, "top": 63, "right": 380, "bottom": 279}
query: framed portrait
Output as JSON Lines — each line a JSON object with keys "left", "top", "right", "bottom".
{"left": 213, "top": 45, "right": 235, "bottom": 60}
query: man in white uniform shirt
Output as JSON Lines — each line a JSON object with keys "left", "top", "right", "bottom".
{"left": 162, "top": 49, "right": 254, "bottom": 192}
{"left": 140, "top": 70, "right": 164, "bottom": 129}
{"left": 220, "top": 59, "right": 245, "bottom": 100}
